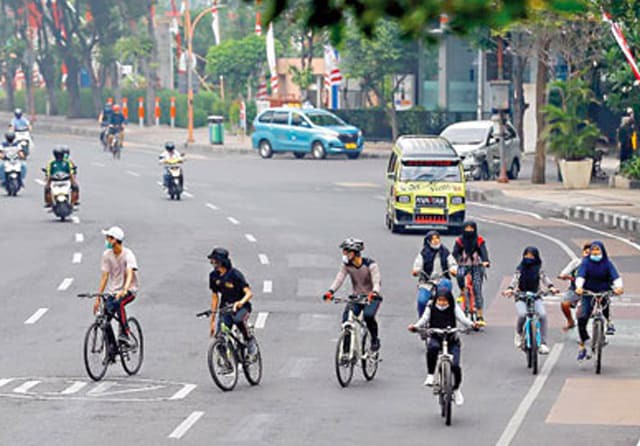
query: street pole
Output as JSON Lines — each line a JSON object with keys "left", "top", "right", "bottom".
{"left": 496, "top": 37, "right": 509, "bottom": 184}
{"left": 186, "top": 0, "right": 194, "bottom": 143}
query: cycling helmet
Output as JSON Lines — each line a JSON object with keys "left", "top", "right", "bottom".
{"left": 165, "top": 141, "right": 176, "bottom": 151}
{"left": 340, "top": 237, "right": 364, "bottom": 253}
{"left": 14, "top": 108, "right": 22, "bottom": 118}
{"left": 113, "top": 104, "right": 121, "bottom": 112}
{"left": 5, "top": 131, "right": 15, "bottom": 143}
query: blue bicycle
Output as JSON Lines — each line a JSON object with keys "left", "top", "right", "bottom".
{"left": 515, "top": 291, "right": 544, "bottom": 375}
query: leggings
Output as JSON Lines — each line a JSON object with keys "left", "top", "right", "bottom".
{"left": 342, "top": 298, "right": 381, "bottom": 340}
{"left": 427, "top": 337, "right": 462, "bottom": 390}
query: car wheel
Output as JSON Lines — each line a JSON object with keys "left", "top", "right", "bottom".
{"left": 508, "top": 158, "right": 520, "bottom": 180}
{"left": 294, "top": 152, "right": 305, "bottom": 159}
{"left": 347, "top": 152, "right": 360, "bottom": 160}
{"left": 311, "top": 141, "right": 326, "bottom": 160}
{"left": 259, "top": 140, "right": 273, "bottom": 159}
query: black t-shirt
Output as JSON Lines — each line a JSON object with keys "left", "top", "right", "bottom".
{"left": 209, "top": 268, "right": 251, "bottom": 307}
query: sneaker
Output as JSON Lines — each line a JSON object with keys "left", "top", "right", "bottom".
{"left": 577, "top": 346, "right": 589, "bottom": 361}
{"left": 118, "top": 333, "right": 131, "bottom": 348}
{"left": 423, "top": 374, "right": 435, "bottom": 387}
{"left": 539, "top": 344, "right": 550, "bottom": 355}
{"left": 370, "top": 337, "right": 381, "bottom": 352}
{"left": 453, "top": 389, "right": 465, "bottom": 406}
{"left": 476, "top": 317, "right": 486, "bottom": 327}
{"left": 606, "top": 322, "right": 616, "bottom": 335}
{"left": 247, "top": 338, "right": 258, "bottom": 356}
{"left": 514, "top": 332, "right": 523, "bottom": 349}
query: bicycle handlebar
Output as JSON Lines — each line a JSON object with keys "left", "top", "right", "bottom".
{"left": 196, "top": 310, "right": 212, "bottom": 318}
{"left": 332, "top": 294, "right": 369, "bottom": 304}
{"left": 582, "top": 290, "right": 614, "bottom": 298}
{"left": 196, "top": 303, "right": 236, "bottom": 319}
{"left": 77, "top": 293, "right": 115, "bottom": 299}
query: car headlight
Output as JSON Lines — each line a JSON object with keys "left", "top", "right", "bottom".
{"left": 451, "top": 196, "right": 465, "bottom": 205}
{"left": 357, "top": 130, "right": 363, "bottom": 137}
{"left": 396, "top": 195, "right": 411, "bottom": 203}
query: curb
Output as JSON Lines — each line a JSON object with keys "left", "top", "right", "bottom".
{"left": 467, "top": 185, "right": 640, "bottom": 236}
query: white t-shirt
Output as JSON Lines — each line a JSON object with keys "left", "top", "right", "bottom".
{"left": 101, "top": 247, "right": 139, "bottom": 294}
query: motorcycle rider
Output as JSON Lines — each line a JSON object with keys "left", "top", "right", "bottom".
{"left": 98, "top": 101, "right": 113, "bottom": 147}
{"left": 107, "top": 104, "right": 126, "bottom": 149}
{"left": 0, "top": 131, "right": 27, "bottom": 189}
{"left": 324, "top": 238, "right": 383, "bottom": 352}
{"left": 158, "top": 141, "right": 184, "bottom": 189}
{"left": 44, "top": 146, "right": 79, "bottom": 207}
{"left": 412, "top": 230, "right": 458, "bottom": 317}
{"left": 9, "top": 108, "right": 31, "bottom": 132}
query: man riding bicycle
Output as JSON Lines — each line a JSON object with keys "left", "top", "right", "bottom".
{"left": 107, "top": 104, "right": 126, "bottom": 149}
{"left": 452, "top": 221, "right": 490, "bottom": 326}
{"left": 575, "top": 241, "right": 623, "bottom": 361}
{"left": 558, "top": 243, "right": 591, "bottom": 332}
{"left": 208, "top": 247, "right": 257, "bottom": 355}
{"left": 412, "top": 230, "right": 457, "bottom": 317}
{"left": 324, "top": 238, "right": 383, "bottom": 352}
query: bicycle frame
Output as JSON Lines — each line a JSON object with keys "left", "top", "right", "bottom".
{"left": 334, "top": 295, "right": 370, "bottom": 363}
{"left": 521, "top": 292, "right": 542, "bottom": 349}
{"left": 459, "top": 265, "right": 482, "bottom": 315}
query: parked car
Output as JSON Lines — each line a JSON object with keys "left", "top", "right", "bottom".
{"left": 251, "top": 108, "right": 364, "bottom": 159}
{"left": 440, "top": 120, "right": 521, "bottom": 180}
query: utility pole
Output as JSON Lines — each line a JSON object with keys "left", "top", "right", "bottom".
{"left": 496, "top": 37, "right": 509, "bottom": 183}
{"left": 186, "top": 0, "right": 194, "bottom": 143}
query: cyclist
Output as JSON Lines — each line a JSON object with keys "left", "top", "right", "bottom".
{"left": 575, "top": 241, "right": 624, "bottom": 361}
{"left": 412, "top": 230, "right": 457, "bottom": 317}
{"left": 408, "top": 279, "right": 477, "bottom": 406}
{"left": 207, "top": 247, "right": 257, "bottom": 355}
{"left": 95, "top": 226, "right": 139, "bottom": 346}
{"left": 44, "top": 146, "right": 79, "bottom": 207}
{"left": 324, "top": 238, "right": 382, "bottom": 352}
{"left": 503, "top": 246, "right": 559, "bottom": 355}
{"left": 558, "top": 243, "right": 591, "bottom": 332}
{"left": 107, "top": 104, "right": 126, "bottom": 149}
{"left": 158, "top": 141, "right": 184, "bottom": 189}
{"left": 452, "top": 221, "right": 490, "bottom": 326}
{"left": 98, "top": 101, "right": 113, "bottom": 147}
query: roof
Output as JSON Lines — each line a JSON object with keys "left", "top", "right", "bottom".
{"left": 395, "top": 135, "right": 459, "bottom": 159}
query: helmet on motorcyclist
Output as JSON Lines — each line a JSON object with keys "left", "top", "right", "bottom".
{"left": 339, "top": 237, "right": 364, "bottom": 254}
{"left": 165, "top": 141, "right": 176, "bottom": 152}
{"left": 14, "top": 108, "right": 22, "bottom": 119}
{"left": 53, "top": 146, "right": 66, "bottom": 160}
{"left": 112, "top": 104, "right": 121, "bottom": 113}
{"left": 4, "top": 131, "right": 16, "bottom": 144}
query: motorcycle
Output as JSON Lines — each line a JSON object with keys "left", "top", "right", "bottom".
{"left": 162, "top": 157, "right": 184, "bottom": 200}
{"left": 2, "top": 147, "right": 24, "bottom": 196}
{"left": 50, "top": 171, "right": 73, "bottom": 221}
{"left": 14, "top": 129, "right": 33, "bottom": 158}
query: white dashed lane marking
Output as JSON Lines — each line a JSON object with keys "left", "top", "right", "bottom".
{"left": 91, "top": 162, "right": 106, "bottom": 168}
{"left": 72, "top": 253, "right": 82, "bottom": 264}
{"left": 57, "top": 278, "right": 74, "bottom": 291}
{"left": 205, "top": 203, "right": 219, "bottom": 211}
{"left": 263, "top": 280, "right": 273, "bottom": 294}
{"left": 75, "top": 233, "right": 84, "bottom": 243}
{"left": 169, "top": 384, "right": 197, "bottom": 400}
{"left": 168, "top": 411, "right": 204, "bottom": 439}
{"left": 24, "top": 308, "right": 48, "bottom": 325}
{"left": 255, "top": 312, "right": 269, "bottom": 329}
{"left": 245, "top": 234, "right": 257, "bottom": 243}
{"left": 259, "top": 254, "right": 270, "bottom": 265}
{"left": 13, "top": 380, "right": 40, "bottom": 394}
{"left": 34, "top": 179, "right": 46, "bottom": 186}
{"left": 60, "top": 381, "right": 88, "bottom": 395}
{"left": 0, "top": 379, "right": 15, "bottom": 389}
{"left": 183, "top": 192, "right": 194, "bottom": 198}
{"left": 71, "top": 216, "right": 80, "bottom": 224}
{"left": 126, "top": 171, "right": 141, "bottom": 177}
{"left": 227, "top": 217, "right": 240, "bottom": 225}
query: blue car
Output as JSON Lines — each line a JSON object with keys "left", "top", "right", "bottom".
{"left": 251, "top": 107, "right": 364, "bottom": 159}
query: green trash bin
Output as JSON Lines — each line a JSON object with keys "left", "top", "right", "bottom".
{"left": 208, "top": 115, "right": 224, "bottom": 145}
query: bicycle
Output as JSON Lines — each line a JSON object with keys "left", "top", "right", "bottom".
{"left": 457, "top": 264, "right": 484, "bottom": 330}
{"left": 414, "top": 326, "right": 462, "bottom": 426}
{"left": 196, "top": 304, "right": 262, "bottom": 391}
{"left": 583, "top": 290, "right": 613, "bottom": 374}
{"left": 513, "top": 291, "right": 545, "bottom": 375}
{"left": 78, "top": 293, "right": 143, "bottom": 381}
{"left": 107, "top": 126, "right": 122, "bottom": 160}
{"left": 332, "top": 294, "right": 380, "bottom": 388}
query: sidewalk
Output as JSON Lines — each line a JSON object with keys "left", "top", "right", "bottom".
{"left": 467, "top": 176, "right": 640, "bottom": 236}
{"left": 1, "top": 112, "right": 392, "bottom": 158}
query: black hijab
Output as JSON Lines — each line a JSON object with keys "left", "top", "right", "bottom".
{"left": 517, "top": 246, "right": 542, "bottom": 292}
{"left": 461, "top": 221, "right": 478, "bottom": 256}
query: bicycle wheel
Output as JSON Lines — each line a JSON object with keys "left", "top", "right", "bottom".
{"left": 208, "top": 338, "right": 238, "bottom": 391}
{"left": 335, "top": 331, "right": 354, "bottom": 388}
{"left": 593, "top": 319, "right": 603, "bottom": 375}
{"left": 84, "top": 322, "right": 109, "bottom": 381}
{"left": 442, "top": 360, "right": 453, "bottom": 426}
{"left": 530, "top": 321, "right": 538, "bottom": 375}
{"left": 361, "top": 331, "right": 379, "bottom": 381}
{"left": 120, "top": 318, "right": 144, "bottom": 375}
{"left": 242, "top": 339, "right": 263, "bottom": 386}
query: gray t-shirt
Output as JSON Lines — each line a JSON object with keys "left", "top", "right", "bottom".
{"left": 101, "top": 247, "right": 139, "bottom": 294}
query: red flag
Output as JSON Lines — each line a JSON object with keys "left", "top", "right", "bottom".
{"left": 604, "top": 12, "right": 640, "bottom": 81}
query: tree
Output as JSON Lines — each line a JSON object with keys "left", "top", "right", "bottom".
{"left": 340, "top": 19, "right": 414, "bottom": 140}
{"left": 0, "top": 3, "right": 25, "bottom": 112}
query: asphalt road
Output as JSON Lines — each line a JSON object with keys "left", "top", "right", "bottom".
{"left": 1, "top": 132, "right": 639, "bottom": 445}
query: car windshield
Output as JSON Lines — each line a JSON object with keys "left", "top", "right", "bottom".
{"left": 399, "top": 165, "right": 462, "bottom": 182}
{"left": 306, "top": 112, "right": 345, "bottom": 127}
{"left": 441, "top": 127, "right": 487, "bottom": 145}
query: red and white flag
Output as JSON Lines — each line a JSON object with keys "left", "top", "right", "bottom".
{"left": 211, "top": 2, "right": 220, "bottom": 46}
{"left": 266, "top": 23, "right": 278, "bottom": 94}
{"left": 257, "top": 69, "right": 268, "bottom": 99}
{"left": 604, "top": 12, "right": 640, "bottom": 81}
{"left": 240, "top": 100, "right": 247, "bottom": 130}
{"left": 323, "top": 45, "right": 342, "bottom": 90}
{"left": 255, "top": 12, "right": 262, "bottom": 36}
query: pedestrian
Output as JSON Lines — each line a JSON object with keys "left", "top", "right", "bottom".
{"left": 617, "top": 108, "right": 635, "bottom": 166}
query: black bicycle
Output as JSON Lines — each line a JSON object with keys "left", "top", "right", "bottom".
{"left": 197, "top": 304, "right": 262, "bottom": 391}
{"left": 584, "top": 290, "right": 613, "bottom": 374}
{"left": 414, "top": 326, "right": 462, "bottom": 426}
{"left": 78, "top": 293, "right": 143, "bottom": 381}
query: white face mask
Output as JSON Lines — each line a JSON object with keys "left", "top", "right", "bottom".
{"left": 429, "top": 242, "right": 441, "bottom": 250}
{"left": 342, "top": 255, "right": 350, "bottom": 265}
{"left": 435, "top": 304, "right": 449, "bottom": 311}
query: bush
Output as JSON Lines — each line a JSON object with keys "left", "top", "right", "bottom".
{"left": 621, "top": 156, "right": 640, "bottom": 180}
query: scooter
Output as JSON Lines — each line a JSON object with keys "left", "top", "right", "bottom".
{"left": 164, "top": 158, "right": 184, "bottom": 200}
{"left": 50, "top": 171, "right": 73, "bottom": 221}
{"left": 14, "top": 129, "right": 33, "bottom": 158}
{"left": 2, "top": 147, "right": 24, "bottom": 196}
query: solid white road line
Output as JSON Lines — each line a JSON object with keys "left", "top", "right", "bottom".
{"left": 469, "top": 202, "right": 544, "bottom": 220}
{"left": 57, "top": 278, "right": 74, "bottom": 291}
{"left": 474, "top": 216, "right": 577, "bottom": 260}
{"left": 245, "top": 234, "right": 257, "bottom": 243}
{"left": 126, "top": 170, "right": 141, "bottom": 177}
{"left": 24, "top": 308, "right": 48, "bottom": 325}
{"left": 60, "top": 381, "right": 88, "bottom": 395}
{"left": 205, "top": 203, "right": 219, "bottom": 211}
{"left": 183, "top": 191, "right": 194, "bottom": 198}
{"left": 227, "top": 217, "right": 240, "bottom": 225}
{"left": 75, "top": 233, "right": 84, "bottom": 243}
{"left": 495, "top": 343, "right": 564, "bottom": 446}
{"left": 71, "top": 216, "right": 80, "bottom": 224}
{"left": 168, "top": 411, "right": 204, "bottom": 439}
{"left": 258, "top": 254, "right": 270, "bottom": 265}
{"left": 91, "top": 162, "right": 106, "bottom": 168}
{"left": 169, "top": 384, "right": 197, "bottom": 401}
{"left": 263, "top": 280, "right": 273, "bottom": 294}
{"left": 0, "top": 378, "right": 15, "bottom": 389}
{"left": 34, "top": 178, "right": 46, "bottom": 186}
{"left": 13, "top": 380, "right": 41, "bottom": 394}
{"left": 72, "top": 252, "right": 82, "bottom": 264}
{"left": 255, "top": 312, "right": 269, "bottom": 329}
{"left": 550, "top": 217, "right": 640, "bottom": 253}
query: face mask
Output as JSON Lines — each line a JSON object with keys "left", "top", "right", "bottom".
{"left": 435, "top": 304, "right": 449, "bottom": 311}
{"left": 523, "top": 257, "right": 536, "bottom": 265}
{"left": 590, "top": 254, "right": 603, "bottom": 262}
{"left": 429, "top": 242, "right": 441, "bottom": 250}
{"left": 105, "top": 241, "right": 113, "bottom": 249}
{"left": 463, "top": 231, "right": 475, "bottom": 239}
{"left": 342, "top": 255, "right": 350, "bottom": 265}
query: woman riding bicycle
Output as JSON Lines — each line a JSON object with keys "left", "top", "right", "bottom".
{"left": 575, "top": 241, "right": 624, "bottom": 361}
{"left": 504, "top": 246, "right": 559, "bottom": 355}
{"left": 408, "top": 279, "right": 476, "bottom": 406}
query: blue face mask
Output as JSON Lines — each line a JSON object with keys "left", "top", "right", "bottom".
{"left": 590, "top": 254, "right": 603, "bottom": 262}
{"left": 105, "top": 241, "right": 113, "bottom": 249}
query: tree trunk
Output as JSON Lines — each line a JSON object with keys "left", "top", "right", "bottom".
{"left": 532, "top": 44, "right": 549, "bottom": 184}
{"left": 113, "top": 62, "right": 122, "bottom": 103}
{"left": 512, "top": 54, "right": 527, "bottom": 153}
{"left": 86, "top": 53, "right": 103, "bottom": 115}
{"left": 145, "top": 1, "right": 159, "bottom": 126}
{"left": 38, "top": 56, "right": 59, "bottom": 115}
{"left": 65, "top": 56, "right": 82, "bottom": 118}
{"left": 5, "top": 67, "right": 16, "bottom": 111}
